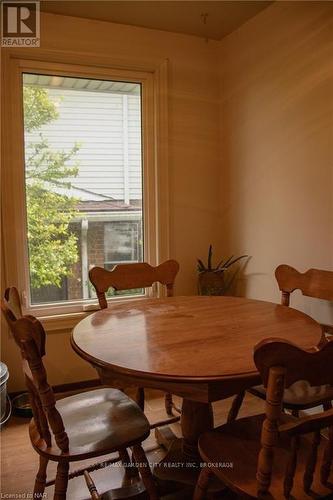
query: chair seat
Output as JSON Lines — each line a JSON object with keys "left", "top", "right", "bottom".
{"left": 198, "top": 414, "right": 333, "bottom": 499}
{"left": 29, "top": 388, "right": 150, "bottom": 460}
{"left": 249, "top": 381, "right": 333, "bottom": 409}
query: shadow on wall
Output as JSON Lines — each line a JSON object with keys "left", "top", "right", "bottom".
{"left": 225, "top": 257, "right": 255, "bottom": 298}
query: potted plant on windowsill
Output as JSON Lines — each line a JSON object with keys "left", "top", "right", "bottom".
{"left": 197, "top": 245, "right": 248, "bottom": 296}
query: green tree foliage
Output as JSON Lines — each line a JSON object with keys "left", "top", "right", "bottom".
{"left": 23, "top": 86, "right": 58, "bottom": 131}
{"left": 24, "top": 86, "right": 80, "bottom": 289}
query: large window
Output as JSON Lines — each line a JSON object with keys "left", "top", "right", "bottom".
{"left": 3, "top": 56, "right": 168, "bottom": 321}
{"left": 22, "top": 73, "right": 144, "bottom": 305}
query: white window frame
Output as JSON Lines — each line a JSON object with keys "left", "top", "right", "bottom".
{"left": 2, "top": 51, "right": 170, "bottom": 330}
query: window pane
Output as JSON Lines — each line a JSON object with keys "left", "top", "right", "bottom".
{"left": 23, "top": 73, "right": 143, "bottom": 305}
{"left": 104, "top": 221, "right": 142, "bottom": 265}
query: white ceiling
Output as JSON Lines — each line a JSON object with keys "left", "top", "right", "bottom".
{"left": 40, "top": 1, "right": 273, "bottom": 41}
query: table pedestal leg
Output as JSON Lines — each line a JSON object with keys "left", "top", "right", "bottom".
{"left": 154, "top": 399, "right": 225, "bottom": 494}
{"left": 181, "top": 399, "right": 214, "bottom": 461}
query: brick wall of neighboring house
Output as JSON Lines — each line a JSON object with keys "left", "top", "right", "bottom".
{"left": 67, "top": 221, "right": 105, "bottom": 300}
{"left": 67, "top": 222, "right": 82, "bottom": 300}
{"left": 88, "top": 222, "right": 105, "bottom": 269}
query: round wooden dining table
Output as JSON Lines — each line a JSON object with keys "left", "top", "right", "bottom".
{"left": 71, "top": 295, "right": 322, "bottom": 487}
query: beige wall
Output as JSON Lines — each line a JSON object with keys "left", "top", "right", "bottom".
{"left": 1, "top": 13, "right": 221, "bottom": 391}
{"left": 2, "top": 3, "right": 333, "bottom": 392}
{"left": 218, "top": 1, "right": 333, "bottom": 323}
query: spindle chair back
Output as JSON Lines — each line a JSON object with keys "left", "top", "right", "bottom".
{"left": 254, "top": 338, "right": 333, "bottom": 497}
{"left": 1, "top": 288, "right": 69, "bottom": 452}
{"left": 195, "top": 338, "right": 333, "bottom": 500}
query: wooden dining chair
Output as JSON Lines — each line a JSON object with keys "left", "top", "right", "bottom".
{"left": 1, "top": 287, "right": 159, "bottom": 500}
{"left": 194, "top": 338, "right": 333, "bottom": 499}
{"left": 227, "top": 265, "right": 333, "bottom": 422}
{"left": 89, "top": 260, "right": 181, "bottom": 418}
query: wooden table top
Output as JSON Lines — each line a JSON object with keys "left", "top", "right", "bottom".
{"left": 71, "top": 296, "right": 322, "bottom": 383}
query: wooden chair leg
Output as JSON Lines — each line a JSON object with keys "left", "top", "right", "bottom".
{"left": 136, "top": 387, "right": 145, "bottom": 411}
{"left": 34, "top": 455, "right": 49, "bottom": 498}
{"left": 84, "top": 470, "right": 101, "bottom": 500}
{"left": 227, "top": 391, "right": 245, "bottom": 422}
{"left": 321, "top": 424, "right": 333, "bottom": 485}
{"left": 164, "top": 392, "right": 173, "bottom": 416}
{"left": 119, "top": 448, "right": 139, "bottom": 483}
{"left": 193, "top": 467, "right": 213, "bottom": 500}
{"left": 283, "top": 435, "right": 300, "bottom": 498}
{"left": 54, "top": 461, "right": 69, "bottom": 500}
{"left": 304, "top": 430, "right": 321, "bottom": 493}
{"left": 132, "top": 444, "right": 159, "bottom": 500}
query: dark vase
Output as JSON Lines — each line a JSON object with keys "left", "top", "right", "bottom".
{"left": 198, "top": 271, "right": 226, "bottom": 296}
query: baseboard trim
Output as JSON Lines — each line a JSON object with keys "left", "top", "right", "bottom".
{"left": 9, "top": 378, "right": 101, "bottom": 398}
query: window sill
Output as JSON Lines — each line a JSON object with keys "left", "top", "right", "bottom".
{"left": 38, "top": 311, "right": 92, "bottom": 334}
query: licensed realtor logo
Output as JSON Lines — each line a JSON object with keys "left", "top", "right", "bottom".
{"left": 1, "top": 1, "right": 40, "bottom": 47}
